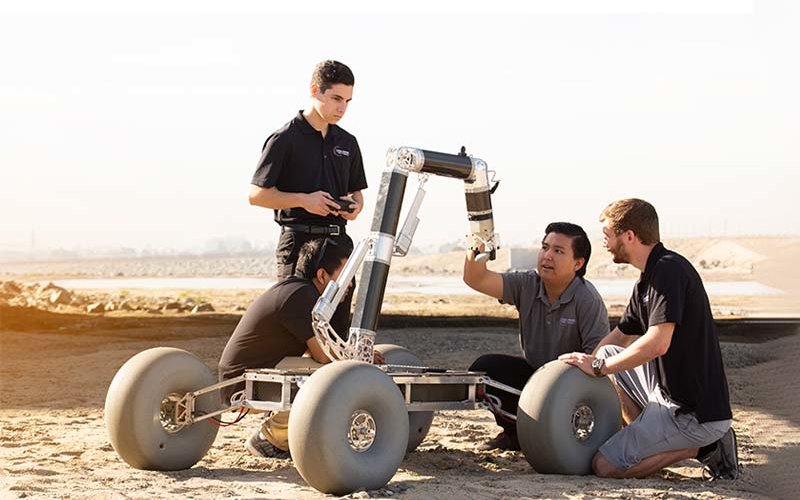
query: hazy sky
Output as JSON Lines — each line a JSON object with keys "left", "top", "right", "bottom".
{"left": 1, "top": 0, "right": 797, "bottom": 254}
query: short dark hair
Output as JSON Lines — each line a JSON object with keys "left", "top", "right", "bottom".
{"left": 311, "top": 60, "right": 355, "bottom": 93}
{"left": 295, "top": 238, "right": 351, "bottom": 280}
{"left": 543, "top": 222, "right": 591, "bottom": 278}
{"left": 600, "top": 198, "right": 660, "bottom": 245}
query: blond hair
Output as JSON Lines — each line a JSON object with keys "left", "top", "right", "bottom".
{"left": 600, "top": 198, "right": 660, "bottom": 245}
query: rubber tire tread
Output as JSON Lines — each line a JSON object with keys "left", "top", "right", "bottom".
{"left": 288, "top": 360, "right": 408, "bottom": 495}
{"left": 516, "top": 360, "right": 621, "bottom": 475}
{"left": 375, "top": 343, "right": 434, "bottom": 452}
{"left": 104, "top": 347, "right": 219, "bottom": 470}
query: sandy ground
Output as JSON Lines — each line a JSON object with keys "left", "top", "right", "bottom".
{"left": 2, "top": 305, "right": 799, "bottom": 499}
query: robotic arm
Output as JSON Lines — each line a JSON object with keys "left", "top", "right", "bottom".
{"left": 312, "top": 146, "right": 500, "bottom": 363}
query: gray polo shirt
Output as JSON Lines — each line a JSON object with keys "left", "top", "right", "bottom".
{"left": 502, "top": 271, "right": 609, "bottom": 369}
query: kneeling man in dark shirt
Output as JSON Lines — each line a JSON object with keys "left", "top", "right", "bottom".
{"left": 218, "top": 238, "right": 352, "bottom": 458}
{"left": 560, "top": 199, "right": 739, "bottom": 480}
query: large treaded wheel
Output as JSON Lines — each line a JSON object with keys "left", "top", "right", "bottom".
{"left": 375, "top": 343, "right": 434, "bottom": 452}
{"left": 288, "top": 360, "right": 408, "bottom": 495}
{"left": 516, "top": 360, "right": 621, "bottom": 475}
{"left": 104, "top": 347, "right": 219, "bottom": 470}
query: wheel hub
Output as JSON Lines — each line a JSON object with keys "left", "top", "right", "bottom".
{"left": 159, "top": 393, "right": 185, "bottom": 433}
{"left": 571, "top": 403, "right": 595, "bottom": 442}
{"left": 347, "top": 409, "right": 376, "bottom": 452}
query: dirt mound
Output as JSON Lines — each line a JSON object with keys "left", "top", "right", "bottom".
{"left": 676, "top": 239, "right": 766, "bottom": 275}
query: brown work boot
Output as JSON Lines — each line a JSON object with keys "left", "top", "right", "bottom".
{"left": 477, "top": 431, "right": 520, "bottom": 451}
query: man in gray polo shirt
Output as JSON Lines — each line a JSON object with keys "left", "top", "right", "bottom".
{"left": 464, "top": 222, "right": 609, "bottom": 451}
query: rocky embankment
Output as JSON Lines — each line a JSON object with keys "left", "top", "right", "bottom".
{"left": 0, "top": 253, "right": 276, "bottom": 280}
{"left": 0, "top": 280, "right": 227, "bottom": 316}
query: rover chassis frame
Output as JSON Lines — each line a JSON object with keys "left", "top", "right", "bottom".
{"left": 170, "top": 366, "right": 521, "bottom": 429}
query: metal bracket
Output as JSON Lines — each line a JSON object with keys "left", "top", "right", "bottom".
{"left": 311, "top": 238, "right": 371, "bottom": 362}
{"left": 394, "top": 174, "right": 429, "bottom": 257}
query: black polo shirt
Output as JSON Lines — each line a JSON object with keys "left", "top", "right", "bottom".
{"left": 618, "top": 243, "right": 732, "bottom": 423}
{"left": 251, "top": 111, "right": 368, "bottom": 226}
{"left": 218, "top": 276, "right": 319, "bottom": 382}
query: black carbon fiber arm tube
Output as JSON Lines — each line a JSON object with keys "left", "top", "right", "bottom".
{"left": 420, "top": 149, "right": 474, "bottom": 179}
{"left": 464, "top": 157, "right": 497, "bottom": 261}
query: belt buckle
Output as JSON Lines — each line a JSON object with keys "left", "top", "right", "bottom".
{"left": 328, "top": 225, "right": 340, "bottom": 236}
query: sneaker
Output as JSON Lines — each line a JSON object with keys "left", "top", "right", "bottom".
{"left": 477, "top": 431, "right": 521, "bottom": 452}
{"left": 246, "top": 429, "right": 290, "bottom": 459}
{"left": 699, "top": 427, "right": 740, "bottom": 480}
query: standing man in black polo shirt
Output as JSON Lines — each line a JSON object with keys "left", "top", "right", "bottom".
{"left": 249, "top": 60, "right": 367, "bottom": 279}
{"left": 249, "top": 60, "right": 367, "bottom": 333}
{"left": 560, "top": 199, "right": 738, "bottom": 481}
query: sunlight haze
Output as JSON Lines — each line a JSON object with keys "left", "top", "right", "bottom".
{"left": 1, "top": 0, "right": 797, "bottom": 258}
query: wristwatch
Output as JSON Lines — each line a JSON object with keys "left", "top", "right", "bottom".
{"left": 591, "top": 357, "right": 605, "bottom": 377}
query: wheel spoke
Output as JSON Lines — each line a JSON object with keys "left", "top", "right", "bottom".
{"left": 348, "top": 410, "right": 376, "bottom": 452}
{"left": 160, "top": 393, "right": 185, "bottom": 433}
{"left": 571, "top": 403, "right": 595, "bottom": 442}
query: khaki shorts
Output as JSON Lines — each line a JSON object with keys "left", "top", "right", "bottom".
{"left": 596, "top": 345, "right": 731, "bottom": 470}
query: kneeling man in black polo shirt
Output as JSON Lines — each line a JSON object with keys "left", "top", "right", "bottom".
{"left": 560, "top": 198, "right": 738, "bottom": 480}
{"left": 464, "top": 222, "right": 609, "bottom": 451}
{"left": 218, "top": 238, "right": 351, "bottom": 459}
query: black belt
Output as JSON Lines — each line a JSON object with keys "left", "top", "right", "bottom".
{"left": 282, "top": 224, "right": 345, "bottom": 236}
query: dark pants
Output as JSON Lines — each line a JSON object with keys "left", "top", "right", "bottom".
{"left": 469, "top": 354, "right": 540, "bottom": 435}
{"left": 275, "top": 228, "right": 354, "bottom": 337}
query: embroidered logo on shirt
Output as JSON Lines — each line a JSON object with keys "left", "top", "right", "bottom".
{"left": 333, "top": 146, "right": 350, "bottom": 157}
{"left": 559, "top": 317, "right": 577, "bottom": 326}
